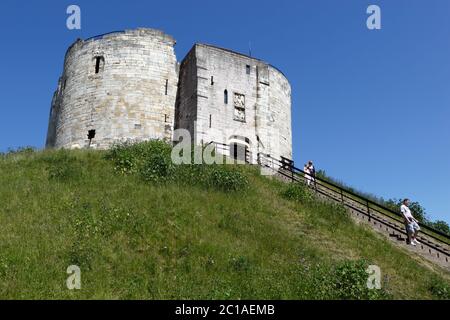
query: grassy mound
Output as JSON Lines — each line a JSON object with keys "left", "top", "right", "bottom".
{"left": 0, "top": 142, "right": 449, "bottom": 299}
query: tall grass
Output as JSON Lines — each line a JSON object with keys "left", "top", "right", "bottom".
{"left": 0, "top": 141, "right": 448, "bottom": 299}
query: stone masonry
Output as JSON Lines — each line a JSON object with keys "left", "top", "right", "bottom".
{"left": 46, "top": 28, "right": 293, "bottom": 162}
{"left": 175, "top": 44, "right": 292, "bottom": 162}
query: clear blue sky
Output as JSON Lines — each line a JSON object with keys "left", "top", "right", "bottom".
{"left": 0, "top": 0, "right": 449, "bottom": 223}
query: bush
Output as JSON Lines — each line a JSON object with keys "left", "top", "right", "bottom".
{"left": 332, "top": 260, "right": 390, "bottom": 300}
{"left": 429, "top": 278, "right": 450, "bottom": 300}
{"left": 105, "top": 140, "right": 173, "bottom": 175}
{"left": 140, "top": 152, "right": 175, "bottom": 183}
{"left": 280, "top": 183, "right": 313, "bottom": 204}
{"left": 429, "top": 221, "right": 450, "bottom": 235}
{"left": 105, "top": 140, "right": 249, "bottom": 192}
{"left": 299, "top": 260, "right": 391, "bottom": 300}
{"left": 203, "top": 165, "right": 248, "bottom": 192}
{"left": 6, "top": 146, "right": 36, "bottom": 156}
{"left": 295, "top": 259, "right": 391, "bottom": 300}
{"left": 1, "top": 146, "right": 36, "bottom": 162}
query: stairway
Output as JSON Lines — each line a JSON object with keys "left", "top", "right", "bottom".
{"left": 206, "top": 141, "right": 450, "bottom": 270}
{"left": 262, "top": 157, "right": 450, "bottom": 271}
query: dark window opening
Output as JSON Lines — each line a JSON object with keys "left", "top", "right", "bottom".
{"left": 211, "top": 76, "right": 214, "bottom": 85}
{"left": 224, "top": 90, "right": 228, "bottom": 104}
{"left": 164, "top": 114, "right": 169, "bottom": 123}
{"left": 87, "top": 130, "right": 96, "bottom": 147}
{"left": 88, "top": 130, "right": 96, "bottom": 140}
{"left": 63, "top": 78, "right": 67, "bottom": 90}
{"left": 246, "top": 65, "right": 251, "bottom": 75}
{"left": 165, "top": 79, "right": 168, "bottom": 95}
{"left": 94, "top": 56, "right": 104, "bottom": 74}
{"left": 209, "top": 114, "right": 212, "bottom": 128}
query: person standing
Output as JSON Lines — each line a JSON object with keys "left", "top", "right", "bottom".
{"left": 400, "top": 199, "right": 421, "bottom": 246}
{"left": 304, "top": 163, "right": 311, "bottom": 186}
{"left": 307, "top": 161, "right": 316, "bottom": 187}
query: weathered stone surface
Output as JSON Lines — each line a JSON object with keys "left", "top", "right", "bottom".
{"left": 46, "top": 28, "right": 178, "bottom": 149}
{"left": 47, "top": 28, "right": 293, "bottom": 161}
{"left": 175, "top": 44, "right": 292, "bottom": 162}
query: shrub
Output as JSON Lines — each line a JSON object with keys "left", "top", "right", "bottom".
{"left": 294, "top": 259, "right": 391, "bottom": 300}
{"left": 105, "top": 140, "right": 249, "bottom": 191}
{"left": 428, "top": 278, "right": 450, "bottom": 300}
{"left": 429, "top": 221, "right": 450, "bottom": 235}
{"left": 6, "top": 146, "right": 36, "bottom": 155}
{"left": 331, "top": 260, "right": 391, "bottom": 300}
{"left": 105, "top": 140, "right": 173, "bottom": 175}
{"left": 1, "top": 146, "right": 36, "bottom": 162}
{"left": 140, "top": 152, "right": 175, "bottom": 183}
{"left": 280, "top": 183, "right": 313, "bottom": 204}
{"left": 203, "top": 165, "right": 249, "bottom": 192}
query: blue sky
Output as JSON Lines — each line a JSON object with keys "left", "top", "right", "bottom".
{"left": 0, "top": 0, "right": 449, "bottom": 223}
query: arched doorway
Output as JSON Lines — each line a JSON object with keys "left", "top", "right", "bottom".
{"left": 229, "top": 136, "right": 251, "bottom": 163}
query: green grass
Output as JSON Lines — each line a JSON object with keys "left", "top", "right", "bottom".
{"left": 0, "top": 145, "right": 449, "bottom": 300}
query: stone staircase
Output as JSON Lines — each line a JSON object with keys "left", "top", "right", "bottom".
{"left": 266, "top": 160, "right": 450, "bottom": 271}
{"left": 206, "top": 142, "right": 450, "bottom": 271}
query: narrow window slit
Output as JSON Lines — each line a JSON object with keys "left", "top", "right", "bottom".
{"left": 94, "top": 56, "right": 104, "bottom": 74}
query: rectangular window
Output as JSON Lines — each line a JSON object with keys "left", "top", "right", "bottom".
{"left": 246, "top": 65, "right": 251, "bottom": 75}
{"left": 211, "top": 76, "right": 214, "bottom": 85}
{"left": 209, "top": 114, "right": 212, "bottom": 128}
{"left": 233, "top": 93, "right": 246, "bottom": 122}
{"left": 165, "top": 79, "right": 168, "bottom": 95}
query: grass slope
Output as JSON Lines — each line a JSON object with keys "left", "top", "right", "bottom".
{"left": 0, "top": 145, "right": 449, "bottom": 300}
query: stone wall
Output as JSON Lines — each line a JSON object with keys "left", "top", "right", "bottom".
{"left": 47, "top": 28, "right": 178, "bottom": 149}
{"left": 174, "top": 47, "right": 197, "bottom": 142}
{"left": 47, "top": 29, "right": 293, "bottom": 162}
{"left": 175, "top": 44, "right": 292, "bottom": 162}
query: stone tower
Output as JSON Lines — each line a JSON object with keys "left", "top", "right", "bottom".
{"left": 175, "top": 44, "right": 292, "bottom": 162}
{"left": 46, "top": 28, "right": 292, "bottom": 162}
{"left": 46, "top": 28, "right": 178, "bottom": 149}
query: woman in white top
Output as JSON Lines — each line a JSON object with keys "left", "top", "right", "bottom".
{"left": 307, "top": 161, "right": 316, "bottom": 187}
{"left": 304, "top": 164, "right": 311, "bottom": 186}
